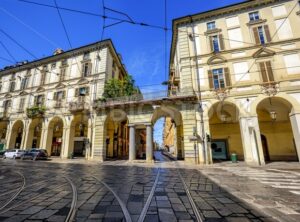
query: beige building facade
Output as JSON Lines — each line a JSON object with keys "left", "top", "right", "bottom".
{"left": 0, "top": 40, "right": 127, "bottom": 159}
{"left": 169, "top": 0, "right": 300, "bottom": 164}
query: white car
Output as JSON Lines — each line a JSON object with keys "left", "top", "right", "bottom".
{"left": 3, "top": 149, "right": 26, "bottom": 159}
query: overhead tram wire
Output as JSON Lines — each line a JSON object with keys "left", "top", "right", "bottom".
{"left": 231, "top": 0, "right": 300, "bottom": 88}
{"left": 17, "top": 0, "right": 286, "bottom": 52}
{"left": 0, "top": 41, "right": 18, "bottom": 63}
{"left": 0, "top": 56, "right": 15, "bottom": 63}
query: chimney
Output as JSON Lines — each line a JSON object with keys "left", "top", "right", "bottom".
{"left": 53, "top": 48, "right": 64, "bottom": 55}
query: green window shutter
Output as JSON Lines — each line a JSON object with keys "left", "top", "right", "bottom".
{"left": 75, "top": 88, "right": 79, "bottom": 97}
{"left": 209, "top": 36, "right": 214, "bottom": 52}
{"left": 86, "top": 87, "right": 90, "bottom": 95}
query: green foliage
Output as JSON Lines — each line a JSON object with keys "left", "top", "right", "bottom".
{"left": 26, "top": 106, "right": 46, "bottom": 118}
{"left": 102, "top": 75, "right": 140, "bottom": 99}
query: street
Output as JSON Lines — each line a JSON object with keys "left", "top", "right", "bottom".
{"left": 0, "top": 152, "right": 283, "bottom": 222}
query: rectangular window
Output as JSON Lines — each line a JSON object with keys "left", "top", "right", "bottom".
{"left": 212, "top": 68, "right": 225, "bottom": 89}
{"left": 258, "top": 26, "right": 265, "bottom": 44}
{"left": 20, "top": 77, "right": 28, "bottom": 90}
{"left": 35, "top": 95, "right": 45, "bottom": 106}
{"left": 51, "top": 63, "right": 56, "bottom": 69}
{"left": 259, "top": 61, "right": 274, "bottom": 83}
{"left": 79, "top": 87, "right": 87, "bottom": 96}
{"left": 60, "top": 67, "right": 66, "bottom": 81}
{"left": 4, "top": 100, "right": 11, "bottom": 111}
{"left": 83, "top": 52, "right": 90, "bottom": 60}
{"left": 61, "top": 59, "right": 68, "bottom": 66}
{"left": 212, "top": 35, "right": 220, "bottom": 52}
{"left": 19, "top": 98, "right": 25, "bottom": 112}
{"left": 9, "top": 81, "right": 15, "bottom": 92}
{"left": 57, "top": 91, "right": 64, "bottom": 100}
{"left": 283, "top": 54, "right": 300, "bottom": 75}
{"left": 82, "top": 62, "right": 91, "bottom": 77}
{"left": 207, "top": 21, "right": 216, "bottom": 30}
{"left": 249, "top": 11, "right": 260, "bottom": 21}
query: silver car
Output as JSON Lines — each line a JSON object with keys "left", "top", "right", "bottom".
{"left": 3, "top": 149, "right": 26, "bottom": 159}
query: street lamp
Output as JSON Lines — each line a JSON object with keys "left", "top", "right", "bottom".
{"left": 270, "top": 111, "right": 277, "bottom": 121}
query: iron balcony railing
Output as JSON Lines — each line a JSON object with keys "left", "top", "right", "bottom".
{"left": 69, "top": 96, "right": 88, "bottom": 112}
{"left": 93, "top": 89, "right": 195, "bottom": 108}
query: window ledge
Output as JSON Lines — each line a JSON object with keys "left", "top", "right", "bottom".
{"left": 204, "top": 28, "right": 222, "bottom": 35}
{"left": 246, "top": 19, "right": 267, "bottom": 26}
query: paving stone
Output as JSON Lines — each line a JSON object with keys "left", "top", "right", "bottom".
{"left": 29, "top": 209, "right": 58, "bottom": 219}
{"left": 19, "top": 206, "right": 44, "bottom": 215}
{"left": 145, "top": 214, "right": 159, "bottom": 222}
{"left": 158, "top": 208, "right": 177, "bottom": 222}
{"left": 157, "top": 200, "right": 172, "bottom": 208}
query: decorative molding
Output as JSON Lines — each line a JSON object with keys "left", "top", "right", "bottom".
{"left": 207, "top": 55, "right": 227, "bottom": 65}
{"left": 77, "top": 78, "right": 89, "bottom": 85}
{"left": 36, "top": 87, "right": 45, "bottom": 92}
{"left": 4, "top": 93, "right": 12, "bottom": 99}
{"left": 204, "top": 28, "right": 222, "bottom": 35}
{"left": 246, "top": 19, "right": 267, "bottom": 27}
{"left": 55, "top": 83, "right": 66, "bottom": 89}
{"left": 18, "top": 91, "right": 28, "bottom": 96}
{"left": 252, "top": 47, "right": 275, "bottom": 58}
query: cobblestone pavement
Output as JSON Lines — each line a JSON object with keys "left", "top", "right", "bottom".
{"left": 0, "top": 155, "right": 289, "bottom": 222}
{"left": 201, "top": 163, "right": 300, "bottom": 222}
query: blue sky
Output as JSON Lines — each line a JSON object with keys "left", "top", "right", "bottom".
{"left": 0, "top": 0, "right": 245, "bottom": 144}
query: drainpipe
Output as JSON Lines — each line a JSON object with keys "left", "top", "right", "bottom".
{"left": 189, "top": 16, "right": 207, "bottom": 164}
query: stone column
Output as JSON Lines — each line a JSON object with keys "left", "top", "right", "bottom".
{"left": 61, "top": 125, "right": 71, "bottom": 159}
{"left": 86, "top": 117, "right": 93, "bottom": 160}
{"left": 129, "top": 124, "right": 136, "bottom": 161}
{"left": 290, "top": 112, "right": 300, "bottom": 162}
{"left": 239, "top": 116, "right": 265, "bottom": 165}
{"left": 20, "top": 120, "right": 29, "bottom": 150}
{"left": 146, "top": 123, "right": 153, "bottom": 163}
{"left": 173, "top": 123, "right": 178, "bottom": 158}
{"left": 22, "top": 119, "right": 32, "bottom": 150}
{"left": 5, "top": 122, "right": 12, "bottom": 149}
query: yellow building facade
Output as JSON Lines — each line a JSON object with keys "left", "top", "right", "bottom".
{"left": 169, "top": 0, "right": 300, "bottom": 164}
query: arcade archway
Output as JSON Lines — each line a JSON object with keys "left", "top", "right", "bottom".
{"left": 257, "top": 97, "right": 299, "bottom": 162}
{"left": 8, "top": 120, "right": 24, "bottom": 149}
{"left": 46, "top": 117, "right": 64, "bottom": 156}
{"left": 208, "top": 102, "right": 244, "bottom": 161}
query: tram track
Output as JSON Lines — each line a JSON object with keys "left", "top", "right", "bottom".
{"left": 137, "top": 168, "right": 161, "bottom": 222}
{"left": 0, "top": 182, "right": 68, "bottom": 215}
{"left": 0, "top": 171, "right": 26, "bottom": 211}
{"left": 92, "top": 175, "right": 132, "bottom": 222}
{"left": 64, "top": 177, "right": 78, "bottom": 222}
{"left": 175, "top": 163, "right": 204, "bottom": 222}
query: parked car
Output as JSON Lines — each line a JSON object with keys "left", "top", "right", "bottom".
{"left": 3, "top": 149, "right": 26, "bottom": 159}
{"left": 21, "top": 149, "right": 48, "bottom": 160}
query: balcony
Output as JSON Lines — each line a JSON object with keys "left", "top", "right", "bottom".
{"left": 26, "top": 106, "right": 46, "bottom": 118}
{"left": 54, "top": 101, "right": 64, "bottom": 108}
{"left": 69, "top": 97, "right": 89, "bottom": 113}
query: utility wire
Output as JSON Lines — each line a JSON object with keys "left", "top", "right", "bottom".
{"left": 0, "top": 41, "right": 17, "bottom": 63}
{"left": 53, "top": 0, "right": 72, "bottom": 49}
{"left": 17, "top": 0, "right": 287, "bottom": 52}
{"left": 230, "top": 0, "right": 299, "bottom": 88}
{"left": 0, "top": 56, "right": 14, "bottom": 63}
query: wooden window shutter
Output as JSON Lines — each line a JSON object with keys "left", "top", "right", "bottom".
{"left": 53, "top": 92, "right": 57, "bottom": 101}
{"left": 75, "top": 88, "right": 79, "bottom": 97}
{"left": 62, "top": 91, "right": 66, "bottom": 99}
{"left": 219, "top": 34, "right": 225, "bottom": 50}
{"left": 88, "top": 63, "right": 92, "bottom": 75}
{"left": 41, "top": 95, "right": 45, "bottom": 105}
{"left": 34, "top": 96, "right": 38, "bottom": 105}
{"left": 86, "top": 87, "right": 90, "bottom": 95}
{"left": 259, "top": 62, "right": 268, "bottom": 83}
{"left": 253, "top": 27, "right": 260, "bottom": 44}
{"left": 224, "top": 67, "right": 231, "bottom": 88}
{"left": 208, "top": 70, "right": 214, "bottom": 89}
{"left": 264, "top": 25, "right": 271, "bottom": 43}
{"left": 209, "top": 36, "right": 214, "bottom": 52}
{"left": 266, "top": 61, "right": 274, "bottom": 82}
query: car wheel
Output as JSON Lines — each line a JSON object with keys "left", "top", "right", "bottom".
{"left": 33, "top": 156, "right": 37, "bottom": 161}
{"left": 13, "top": 155, "right": 16, "bottom": 159}
{"left": 3, "top": 155, "right": 6, "bottom": 159}
{"left": 21, "top": 156, "right": 24, "bottom": 160}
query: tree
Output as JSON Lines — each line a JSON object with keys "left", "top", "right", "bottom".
{"left": 101, "top": 75, "right": 140, "bottom": 100}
